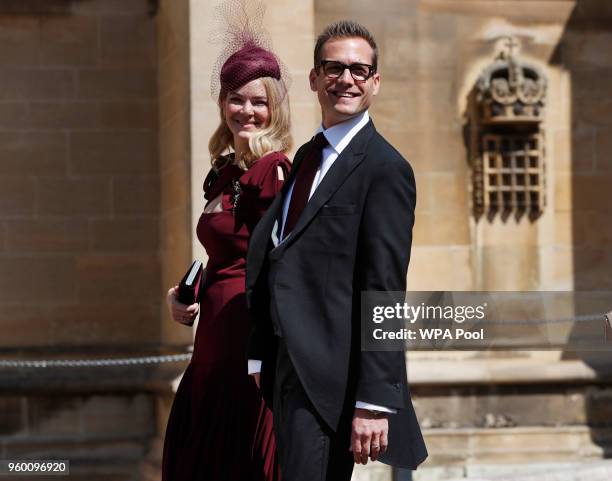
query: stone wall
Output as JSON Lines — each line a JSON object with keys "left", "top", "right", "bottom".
{"left": 1, "top": 1, "right": 611, "bottom": 480}
{"left": 563, "top": 1, "right": 612, "bottom": 291}
{"left": 0, "top": 1, "right": 163, "bottom": 480}
{"left": 0, "top": 0, "right": 160, "bottom": 349}
{"left": 143, "top": 0, "right": 193, "bottom": 478}
{"left": 157, "top": 0, "right": 192, "bottom": 347}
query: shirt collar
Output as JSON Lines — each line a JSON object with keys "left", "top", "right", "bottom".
{"left": 315, "top": 111, "right": 370, "bottom": 155}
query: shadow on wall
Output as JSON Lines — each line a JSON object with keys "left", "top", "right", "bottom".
{"left": 550, "top": 0, "right": 612, "bottom": 459}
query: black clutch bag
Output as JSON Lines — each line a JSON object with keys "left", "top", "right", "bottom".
{"left": 178, "top": 260, "right": 205, "bottom": 305}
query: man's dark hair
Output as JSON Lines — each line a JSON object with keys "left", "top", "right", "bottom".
{"left": 313, "top": 20, "right": 378, "bottom": 72}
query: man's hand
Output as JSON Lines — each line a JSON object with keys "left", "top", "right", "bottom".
{"left": 251, "top": 372, "right": 261, "bottom": 389}
{"left": 351, "top": 408, "right": 388, "bottom": 464}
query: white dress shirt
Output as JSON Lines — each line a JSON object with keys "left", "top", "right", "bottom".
{"left": 249, "top": 111, "right": 395, "bottom": 414}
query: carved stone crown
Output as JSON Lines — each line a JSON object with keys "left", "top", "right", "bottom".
{"left": 476, "top": 37, "right": 547, "bottom": 124}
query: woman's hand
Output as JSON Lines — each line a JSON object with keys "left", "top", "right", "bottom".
{"left": 166, "top": 285, "right": 200, "bottom": 325}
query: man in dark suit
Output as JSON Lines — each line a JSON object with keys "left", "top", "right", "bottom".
{"left": 246, "top": 20, "right": 427, "bottom": 481}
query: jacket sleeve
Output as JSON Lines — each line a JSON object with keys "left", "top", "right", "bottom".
{"left": 355, "top": 153, "right": 416, "bottom": 409}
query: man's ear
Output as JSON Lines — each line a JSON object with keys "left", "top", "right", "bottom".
{"left": 371, "top": 72, "right": 381, "bottom": 96}
{"left": 309, "top": 68, "right": 318, "bottom": 92}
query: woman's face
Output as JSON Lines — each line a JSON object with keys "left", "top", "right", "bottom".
{"left": 223, "top": 78, "right": 270, "bottom": 145}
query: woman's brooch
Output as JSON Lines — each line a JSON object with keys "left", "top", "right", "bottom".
{"left": 231, "top": 178, "right": 242, "bottom": 216}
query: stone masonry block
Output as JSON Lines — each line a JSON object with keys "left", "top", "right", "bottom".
{"left": 6, "top": 219, "right": 88, "bottom": 253}
{"left": 158, "top": 114, "right": 189, "bottom": 170}
{"left": 0, "top": 304, "right": 52, "bottom": 347}
{"left": 99, "top": 17, "right": 156, "bottom": 68}
{"left": 80, "top": 394, "right": 154, "bottom": 437}
{"left": 40, "top": 16, "right": 97, "bottom": 67}
{"left": 37, "top": 177, "right": 111, "bottom": 217}
{"left": 572, "top": 69, "right": 612, "bottom": 99}
{"left": 158, "top": 209, "right": 190, "bottom": 253}
{"left": 407, "top": 246, "right": 473, "bottom": 291}
{"left": 48, "top": 302, "right": 159, "bottom": 345}
{"left": 562, "top": 31, "right": 612, "bottom": 71}
{"left": 76, "top": 254, "right": 159, "bottom": 303}
{"left": 26, "top": 397, "right": 81, "bottom": 437}
{"left": 594, "top": 127, "right": 612, "bottom": 173}
{"left": 0, "top": 177, "right": 36, "bottom": 217}
{"left": 99, "top": 101, "right": 157, "bottom": 129}
{"left": 70, "top": 131, "right": 157, "bottom": 175}
{"left": 0, "top": 102, "right": 28, "bottom": 129}
{"left": 160, "top": 165, "right": 190, "bottom": 212}
{"left": 413, "top": 211, "right": 470, "bottom": 246}
{"left": 77, "top": 69, "right": 156, "bottom": 100}
{"left": 0, "top": 255, "right": 76, "bottom": 303}
{"left": 72, "top": 0, "right": 152, "bottom": 16}
{"left": 554, "top": 174, "right": 572, "bottom": 212}
{"left": 574, "top": 94, "right": 612, "bottom": 129}
{"left": 4, "top": 439, "right": 145, "bottom": 462}
{"left": 0, "top": 18, "right": 39, "bottom": 67}
{"left": 567, "top": 125, "right": 596, "bottom": 173}
{"left": 157, "top": 46, "right": 188, "bottom": 98}
{"left": 573, "top": 174, "right": 612, "bottom": 212}
{"left": 90, "top": 218, "right": 158, "bottom": 252}
{"left": 571, "top": 210, "right": 612, "bottom": 246}
{"left": 0, "top": 0, "right": 71, "bottom": 15}
{"left": 0, "top": 69, "right": 74, "bottom": 100}
{"left": 0, "top": 132, "right": 67, "bottom": 175}
{"left": 0, "top": 221, "right": 6, "bottom": 252}
{"left": 573, "top": 247, "right": 612, "bottom": 290}
{"left": 112, "top": 176, "right": 159, "bottom": 216}
{"left": 28, "top": 101, "right": 98, "bottom": 129}
{"left": 0, "top": 397, "right": 25, "bottom": 437}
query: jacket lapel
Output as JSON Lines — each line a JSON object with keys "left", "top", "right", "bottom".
{"left": 248, "top": 120, "right": 376, "bottom": 277}
{"left": 284, "top": 120, "right": 375, "bottom": 244}
{"left": 246, "top": 145, "right": 308, "bottom": 287}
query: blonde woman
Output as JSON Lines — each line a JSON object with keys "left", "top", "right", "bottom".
{"left": 162, "top": 37, "right": 292, "bottom": 481}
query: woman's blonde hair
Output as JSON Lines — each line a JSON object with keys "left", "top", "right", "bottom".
{"left": 208, "top": 77, "right": 292, "bottom": 170}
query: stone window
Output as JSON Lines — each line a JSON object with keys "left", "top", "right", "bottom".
{"left": 480, "top": 133, "right": 545, "bottom": 212}
{"left": 470, "top": 37, "right": 547, "bottom": 218}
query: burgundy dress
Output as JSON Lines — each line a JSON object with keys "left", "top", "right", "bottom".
{"left": 162, "top": 152, "right": 291, "bottom": 481}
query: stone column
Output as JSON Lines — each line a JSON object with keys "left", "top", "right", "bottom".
{"left": 142, "top": 0, "right": 192, "bottom": 477}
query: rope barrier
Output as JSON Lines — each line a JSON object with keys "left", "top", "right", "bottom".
{"left": 0, "top": 312, "right": 609, "bottom": 368}
{"left": 0, "top": 353, "right": 191, "bottom": 369}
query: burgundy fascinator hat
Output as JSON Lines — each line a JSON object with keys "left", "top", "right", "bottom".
{"left": 211, "top": 0, "right": 290, "bottom": 100}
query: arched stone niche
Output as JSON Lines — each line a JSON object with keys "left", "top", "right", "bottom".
{"left": 471, "top": 37, "right": 548, "bottom": 221}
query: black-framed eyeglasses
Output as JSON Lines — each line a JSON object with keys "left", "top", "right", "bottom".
{"left": 318, "top": 60, "right": 376, "bottom": 81}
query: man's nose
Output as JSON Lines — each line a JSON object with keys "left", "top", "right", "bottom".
{"left": 337, "top": 67, "right": 354, "bottom": 85}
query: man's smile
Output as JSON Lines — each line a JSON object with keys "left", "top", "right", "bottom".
{"left": 330, "top": 90, "right": 360, "bottom": 99}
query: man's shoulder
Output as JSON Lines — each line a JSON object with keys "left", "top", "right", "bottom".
{"left": 366, "top": 130, "right": 414, "bottom": 174}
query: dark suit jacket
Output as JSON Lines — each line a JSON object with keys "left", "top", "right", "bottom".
{"left": 246, "top": 119, "right": 428, "bottom": 469}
